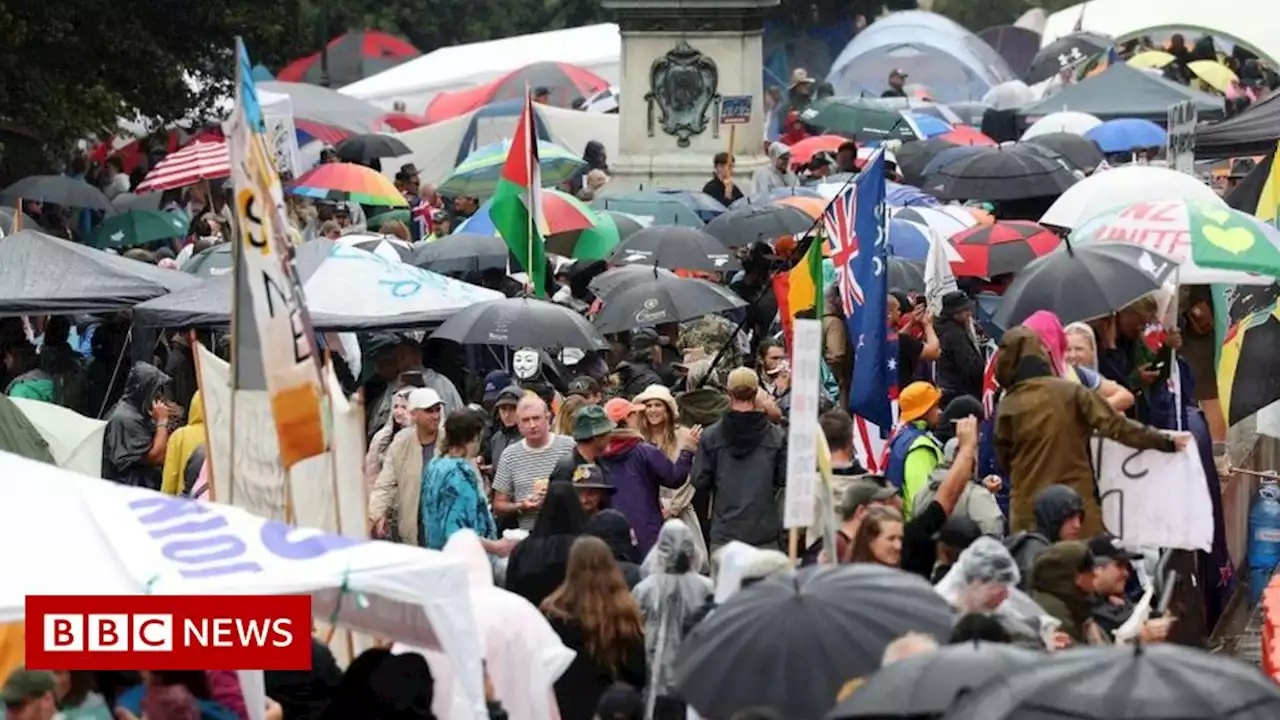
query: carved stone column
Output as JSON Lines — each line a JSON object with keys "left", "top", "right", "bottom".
{"left": 601, "top": 0, "right": 778, "bottom": 194}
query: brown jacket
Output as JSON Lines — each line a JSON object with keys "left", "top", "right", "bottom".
{"left": 994, "top": 328, "right": 1175, "bottom": 538}
{"left": 822, "top": 291, "right": 852, "bottom": 408}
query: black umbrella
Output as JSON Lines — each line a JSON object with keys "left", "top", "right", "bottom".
{"left": 704, "top": 204, "right": 814, "bottom": 247}
{"left": 589, "top": 264, "right": 681, "bottom": 296}
{"left": 409, "top": 233, "right": 510, "bottom": 276}
{"left": 994, "top": 243, "right": 1177, "bottom": 327}
{"left": 1026, "top": 31, "right": 1113, "bottom": 84}
{"left": 945, "top": 644, "right": 1280, "bottom": 720}
{"left": 897, "top": 137, "right": 960, "bottom": 186}
{"left": 607, "top": 226, "right": 740, "bottom": 273}
{"left": 1023, "top": 132, "right": 1105, "bottom": 173}
{"left": 674, "top": 565, "right": 954, "bottom": 720}
{"left": 0, "top": 175, "right": 116, "bottom": 213}
{"left": 604, "top": 210, "right": 646, "bottom": 239}
{"left": 923, "top": 147, "right": 1079, "bottom": 201}
{"left": 592, "top": 270, "right": 745, "bottom": 334}
{"left": 889, "top": 258, "right": 926, "bottom": 294}
{"left": 347, "top": 237, "right": 413, "bottom": 262}
{"left": 827, "top": 641, "right": 1039, "bottom": 719}
{"left": 430, "top": 297, "right": 609, "bottom": 349}
{"left": 336, "top": 133, "right": 414, "bottom": 164}
{"left": 1008, "top": 141, "right": 1078, "bottom": 173}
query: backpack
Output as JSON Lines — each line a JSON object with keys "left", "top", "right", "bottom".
{"left": 182, "top": 445, "right": 207, "bottom": 497}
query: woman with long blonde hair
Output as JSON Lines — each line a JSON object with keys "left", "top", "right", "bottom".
{"left": 632, "top": 384, "right": 708, "bottom": 568}
{"left": 555, "top": 394, "right": 588, "bottom": 437}
{"left": 541, "top": 536, "right": 647, "bottom": 720}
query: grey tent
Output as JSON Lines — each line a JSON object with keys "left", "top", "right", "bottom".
{"left": 1196, "top": 91, "right": 1280, "bottom": 159}
{"left": 0, "top": 229, "right": 201, "bottom": 316}
{"left": 0, "top": 395, "right": 55, "bottom": 465}
{"left": 1019, "top": 64, "right": 1225, "bottom": 125}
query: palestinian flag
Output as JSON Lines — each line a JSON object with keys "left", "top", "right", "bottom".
{"left": 771, "top": 235, "right": 824, "bottom": 354}
{"left": 490, "top": 93, "right": 547, "bottom": 297}
{"left": 1218, "top": 295, "right": 1280, "bottom": 426}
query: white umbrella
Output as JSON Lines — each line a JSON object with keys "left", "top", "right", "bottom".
{"left": 1020, "top": 111, "right": 1103, "bottom": 140}
{"left": 0, "top": 449, "right": 489, "bottom": 718}
{"left": 891, "top": 205, "right": 978, "bottom": 237}
{"left": 9, "top": 398, "right": 105, "bottom": 477}
{"left": 1040, "top": 165, "right": 1226, "bottom": 229}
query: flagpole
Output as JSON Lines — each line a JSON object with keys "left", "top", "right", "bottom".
{"left": 526, "top": 88, "right": 536, "bottom": 296}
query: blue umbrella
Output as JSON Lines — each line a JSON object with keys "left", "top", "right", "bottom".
{"left": 887, "top": 219, "right": 932, "bottom": 259}
{"left": 911, "top": 112, "right": 954, "bottom": 139}
{"left": 1084, "top": 118, "right": 1167, "bottom": 153}
{"left": 886, "top": 181, "right": 940, "bottom": 207}
{"left": 921, "top": 145, "right": 988, "bottom": 179}
{"left": 651, "top": 188, "right": 728, "bottom": 221}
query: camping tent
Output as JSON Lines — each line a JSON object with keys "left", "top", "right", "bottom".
{"left": 10, "top": 398, "right": 105, "bottom": 477}
{"left": 827, "top": 11, "right": 1016, "bottom": 103}
{"left": 1196, "top": 92, "right": 1280, "bottom": 158}
{"left": 340, "top": 24, "right": 621, "bottom": 111}
{"left": 1042, "top": 0, "right": 1280, "bottom": 65}
{"left": 0, "top": 230, "right": 200, "bottom": 315}
{"left": 132, "top": 239, "right": 502, "bottom": 331}
{"left": 0, "top": 449, "right": 487, "bottom": 717}
{"left": 389, "top": 103, "right": 618, "bottom": 188}
{"left": 1018, "top": 63, "right": 1224, "bottom": 124}
{"left": 0, "top": 395, "right": 54, "bottom": 464}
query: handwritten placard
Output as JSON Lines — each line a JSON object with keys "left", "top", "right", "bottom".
{"left": 784, "top": 319, "right": 822, "bottom": 529}
{"left": 1093, "top": 438, "right": 1213, "bottom": 552}
{"left": 1166, "top": 100, "right": 1197, "bottom": 176}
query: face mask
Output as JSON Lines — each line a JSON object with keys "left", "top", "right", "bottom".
{"left": 512, "top": 348, "right": 540, "bottom": 380}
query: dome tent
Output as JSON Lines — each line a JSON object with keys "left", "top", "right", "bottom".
{"left": 826, "top": 11, "right": 1017, "bottom": 103}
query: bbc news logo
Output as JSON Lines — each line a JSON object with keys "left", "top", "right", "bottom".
{"left": 25, "top": 595, "right": 312, "bottom": 670}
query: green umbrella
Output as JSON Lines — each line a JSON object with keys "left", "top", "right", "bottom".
{"left": 367, "top": 208, "right": 411, "bottom": 227}
{"left": 799, "top": 97, "right": 922, "bottom": 142}
{"left": 440, "top": 139, "right": 585, "bottom": 197}
{"left": 546, "top": 208, "right": 621, "bottom": 261}
{"left": 91, "top": 209, "right": 188, "bottom": 249}
{"left": 592, "top": 192, "right": 705, "bottom": 227}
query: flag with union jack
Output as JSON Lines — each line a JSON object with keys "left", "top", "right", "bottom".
{"left": 826, "top": 148, "right": 896, "bottom": 437}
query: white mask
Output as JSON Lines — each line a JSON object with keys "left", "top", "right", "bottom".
{"left": 512, "top": 348, "right": 540, "bottom": 380}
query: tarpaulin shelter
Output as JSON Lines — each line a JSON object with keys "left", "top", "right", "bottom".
{"left": 0, "top": 449, "right": 489, "bottom": 718}
{"left": 131, "top": 239, "right": 502, "bottom": 331}
{"left": 340, "top": 24, "right": 620, "bottom": 112}
{"left": 1042, "top": 0, "right": 1280, "bottom": 66}
{"left": 1018, "top": 63, "right": 1224, "bottom": 124}
{"left": 827, "top": 11, "right": 1016, "bottom": 103}
{"left": 423, "top": 62, "right": 610, "bottom": 124}
{"left": 1196, "top": 92, "right": 1280, "bottom": 159}
{"left": 277, "top": 30, "right": 420, "bottom": 88}
{"left": 0, "top": 230, "right": 201, "bottom": 315}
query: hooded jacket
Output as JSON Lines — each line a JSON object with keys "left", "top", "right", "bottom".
{"left": 102, "top": 362, "right": 170, "bottom": 490}
{"left": 483, "top": 385, "right": 525, "bottom": 467}
{"left": 1028, "top": 540, "right": 1096, "bottom": 644}
{"left": 586, "top": 509, "right": 643, "bottom": 589}
{"left": 505, "top": 483, "right": 588, "bottom": 607}
{"left": 750, "top": 142, "right": 800, "bottom": 195}
{"left": 994, "top": 328, "right": 1175, "bottom": 538}
{"left": 598, "top": 430, "right": 694, "bottom": 555}
{"left": 1005, "top": 485, "right": 1085, "bottom": 588}
{"left": 161, "top": 391, "right": 205, "bottom": 496}
{"left": 693, "top": 411, "right": 787, "bottom": 548}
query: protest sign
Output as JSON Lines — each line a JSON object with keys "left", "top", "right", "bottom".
{"left": 1093, "top": 438, "right": 1213, "bottom": 551}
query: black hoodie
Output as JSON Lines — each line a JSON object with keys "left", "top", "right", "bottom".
{"left": 693, "top": 410, "right": 787, "bottom": 547}
{"left": 102, "top": 362, "right": 170, "bottom": 490}
{"left": 586, "top": 509, "right": 643, "bottom": 589}
{"left": 1005, "top": 485, "right": 1085, "bottom": 589}
{"left": 505, "top": 483, "right": 588, "bottom": 607}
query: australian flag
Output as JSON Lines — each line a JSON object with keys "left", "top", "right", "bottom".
{"left": 827, "top": 148, "right": 895, "bottom": 429}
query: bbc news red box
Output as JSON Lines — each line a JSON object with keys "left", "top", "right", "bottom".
{"left": 25, "top": 595, "right": 312, "bottom": 670}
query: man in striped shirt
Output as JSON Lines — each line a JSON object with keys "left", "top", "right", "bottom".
{"left": 492, "top": 395, "right": 576, "bottom": 530}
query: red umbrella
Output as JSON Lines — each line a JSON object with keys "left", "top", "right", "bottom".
{"left": 948, "top": 220, "right": 1062, "bottom": 277}
{"left": 134, "top": 141, "right": 230, "bottom": 193}
{"left": 277, "top": 30, "right": 419, "bottom": 87}
{"left": 424, "top": 61, "right": 609, "bottom": 123}
{"left": 787, "top": 135, "right": 849, "bottom": 165}
{"left": 938, "top": 125, "right": 997, "bottom": 147}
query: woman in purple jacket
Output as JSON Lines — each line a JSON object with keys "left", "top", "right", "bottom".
{"left": 598, "top": 426, "right": 700, "bottom": 554}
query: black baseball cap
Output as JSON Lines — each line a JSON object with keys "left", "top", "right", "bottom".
{"left": 567, "top": 375, "right": 602, "bottom": 398}
{"left": 1088, "top": 535, "right": 1142, "bottom": 565}
{"left": 933, "top": 515, "right": 982, "bottom": 549}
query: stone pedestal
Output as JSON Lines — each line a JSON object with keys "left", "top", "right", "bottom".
{"left": 602, "top": 0, "right": 777, "bottom": 193}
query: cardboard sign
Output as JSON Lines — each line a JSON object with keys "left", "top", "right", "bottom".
{"left": 1092, "top": 438, "right": 1213, "bottom": 552}
{"left": 783, "top": 319, "right": 822, "bottom": 529}
{"left": 1166, "top": 100, "right": 1197, "bottom": 176}
{"left": 721, "top": 95, "right": 753, "bottom": 125}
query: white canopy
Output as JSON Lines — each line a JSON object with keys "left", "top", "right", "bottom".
{"left": 0, "top": 450, "right": 487, "bottom": 718}
{"left": 1042, "top": 0, "right": 1280, "bottom": 65}
{"left": 340, "top": 24, "right": 621, "bottom": 111}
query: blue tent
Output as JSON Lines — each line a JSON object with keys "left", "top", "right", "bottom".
{"left": 453, "top": 100, "right": 552, "bottom": 166}
{"left": 827, "top": 11, "right": 1016, "bottom": 103}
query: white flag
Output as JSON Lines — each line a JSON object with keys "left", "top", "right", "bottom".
{"left": 924, "top": 226, "right": 958, "bottom": 318}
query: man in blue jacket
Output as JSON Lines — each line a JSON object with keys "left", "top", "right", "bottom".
{"left": 885, "top": 381, "right": 944, "bottom": 518}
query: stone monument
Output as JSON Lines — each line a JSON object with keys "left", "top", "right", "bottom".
{"left": 601, "top": 0, "right": 778, "bottom": 192}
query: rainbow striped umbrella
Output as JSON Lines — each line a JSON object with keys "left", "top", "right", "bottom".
{"left": 440, "top": 139, "right": 585, "bottom": 197}
{"left": 288, "top": 162, "right": 407, "bottom": 207}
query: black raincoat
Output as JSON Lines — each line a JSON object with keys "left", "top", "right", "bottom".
{"left": 102, "top": 362, "right": 170, "bottom": 489}
{"left": 505, "top": 482, "right": 588, "bottom": 607}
